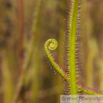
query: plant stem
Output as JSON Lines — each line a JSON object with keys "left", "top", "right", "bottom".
{"left": 68, "top": 0, "right": 79, "bottom": 95}
{"left": 12, "top": 0, "right": 41, "bottom": 102}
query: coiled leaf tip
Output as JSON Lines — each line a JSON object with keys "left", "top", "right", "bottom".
{"left": 45, "top": 39, "right": 58, "bottom": 51}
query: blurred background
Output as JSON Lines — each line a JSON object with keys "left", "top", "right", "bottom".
{"left": 0, "top": 0, "right": 103, "bottom": 103}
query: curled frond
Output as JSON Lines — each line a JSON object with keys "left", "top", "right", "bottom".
{"left": 44, "top": 39, "right": 67, "bottom": 79}
{"left": 45, "top": 39, "right": 58, "bottom": 51}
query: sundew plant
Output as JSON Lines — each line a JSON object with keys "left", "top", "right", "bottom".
{"left": 1, "top": 0, "right": 103, "bottom": 103}
{"left": 44, "top": 0, "right": 103, "bottom": 95}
